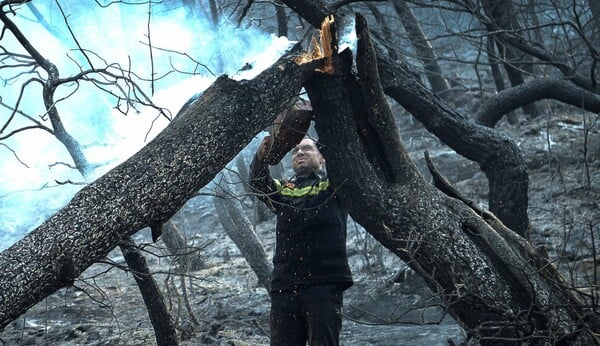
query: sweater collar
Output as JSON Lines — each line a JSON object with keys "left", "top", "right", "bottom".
{"left": 291, "top": 169, "right": 327, "bottom": 183}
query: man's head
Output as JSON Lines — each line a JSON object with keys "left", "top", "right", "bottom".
{"left": 291, "top": 138, "right": 324, "bottom": 177}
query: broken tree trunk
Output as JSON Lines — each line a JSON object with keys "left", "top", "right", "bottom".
{"left": 0, "top": 46, "right": 322, "bottom": 330}
{"left": 280, "top": 0, "right": 530, "bottom": 237}
{"left": 0, "top": 6, "right": 177, "bottom": 341}
{"left": 305, "top": 13, "right": 599, "bottom": 344}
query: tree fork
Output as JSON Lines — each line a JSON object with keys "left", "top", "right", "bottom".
{"left": 305, "top": 12, "right": 599, "bottom": 344}
{"left": 377, "top": 55, "right": 530, "bottom": 237}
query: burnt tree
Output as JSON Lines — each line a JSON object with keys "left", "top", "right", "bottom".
{"left": 304, "top": 13, "right": 598, "bottom": 344}
{"left": 281, "top": 0, "right": 529, "bottom": 238}
{"left": 1, "top": 2, "right": 598, "bottom": 344}
{"left": 0, "top": 4, "right": 180, "bottom": 343}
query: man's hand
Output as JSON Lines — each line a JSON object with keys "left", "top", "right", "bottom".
{"left": 256, "top": 135, "right": 272, "bottom": 162}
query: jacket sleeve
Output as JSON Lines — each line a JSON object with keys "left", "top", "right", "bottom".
{"left": 249, "top": 154, "right": 281, "bottom": 212}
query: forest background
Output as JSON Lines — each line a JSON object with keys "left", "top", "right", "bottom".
{"left": 0, "top": 0, "right": 598, "bottom": 345}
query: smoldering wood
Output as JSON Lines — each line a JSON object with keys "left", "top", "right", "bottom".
{"left": 1, "top": 6, "right": 185, "bottom": 341}
{"left": 0, "top": 47, "right": 322, "bottom": 330}
{"left": 306, "top": 14, "right": 522, "bottom": 339}
{"left": 305, "top": 12, "right": 598, "bottom": 344}
{"left": 1, "top": 2, "right": 597, "bottom": 343}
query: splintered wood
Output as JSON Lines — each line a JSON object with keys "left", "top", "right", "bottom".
{"left": 294, "top": 15, "right": 335, "bottom": 75}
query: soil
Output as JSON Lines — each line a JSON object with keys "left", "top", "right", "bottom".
{"left": 1, "top": 108, "right": 598, "bottom": 346}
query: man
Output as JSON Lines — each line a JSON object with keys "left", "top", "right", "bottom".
{"left": 250, "top": 135, "right": 353, "bottom": 346}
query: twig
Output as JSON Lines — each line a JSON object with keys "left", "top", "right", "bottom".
{"left": 0, "top": 143, "right": 28, "bottom": 167}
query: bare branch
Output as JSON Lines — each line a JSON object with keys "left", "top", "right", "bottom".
{"left": 0, "top": 142, "right": 28, "bottom": 167}
{"left": 53, "top": 0, "right": 94, "bottom": 68}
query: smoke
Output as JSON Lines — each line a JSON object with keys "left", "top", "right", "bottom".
{"left": 0, "top": 1, "right": 292, "bottom": 250}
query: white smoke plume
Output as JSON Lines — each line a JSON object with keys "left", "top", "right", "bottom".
{"left": 0, "top": 1, "right": 292, "bottom": 250}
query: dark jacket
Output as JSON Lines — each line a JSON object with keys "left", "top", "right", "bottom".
{"left": 249, "top": 155, "right": 353, "bottom": 292}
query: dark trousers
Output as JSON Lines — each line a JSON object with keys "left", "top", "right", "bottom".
{"left": 269, "top": 284, "right": 344, "bottom": 346}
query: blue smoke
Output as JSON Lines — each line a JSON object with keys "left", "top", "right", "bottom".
{"left": 0, "top": 1, "right": 293, "bottom": 250}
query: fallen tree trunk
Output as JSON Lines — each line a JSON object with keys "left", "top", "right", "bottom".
{"left": 0, "top": 46, "right": 321, "bottom": 330}
{"left": 305, "top": 13, "right": 599, "bottom": 344}
{"left": 0, "top": 7, "right": 179, "bottom": 341}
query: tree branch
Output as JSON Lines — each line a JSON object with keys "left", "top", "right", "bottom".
{"left": 476, "top": 77, "right": 600, "bottom": 127}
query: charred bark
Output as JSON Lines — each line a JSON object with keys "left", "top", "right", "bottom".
{"left": 280, "top": 0, "right": 529, "bottom": 237}
{"left": 305, "top": 12, "right": 599, "bottom": 344}
{"left": 476, "top": 77, "right": 600, "bottom": 127}
{"left": 0, "top": 47, "right": 321, "bottom": 330}
{"left": 377, "top": 54, "right": 529, "bottom": 237}
{"left": 0, "top": 6, "right": 181, "bottom": 341}
{"left": 1, "top": 1, "right": 597, "bottom": 343}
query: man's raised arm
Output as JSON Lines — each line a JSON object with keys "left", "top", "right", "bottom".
{"left": 249, "top": 136, "right": 280, "bottom": 211}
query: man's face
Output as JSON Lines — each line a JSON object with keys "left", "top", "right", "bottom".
{"left": 291, "top": 138, "right": 324, "bottom": 176}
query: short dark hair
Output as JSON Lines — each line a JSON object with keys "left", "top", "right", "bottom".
{"left": 303, "top": 136, "right": 323, "bottom": 152}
